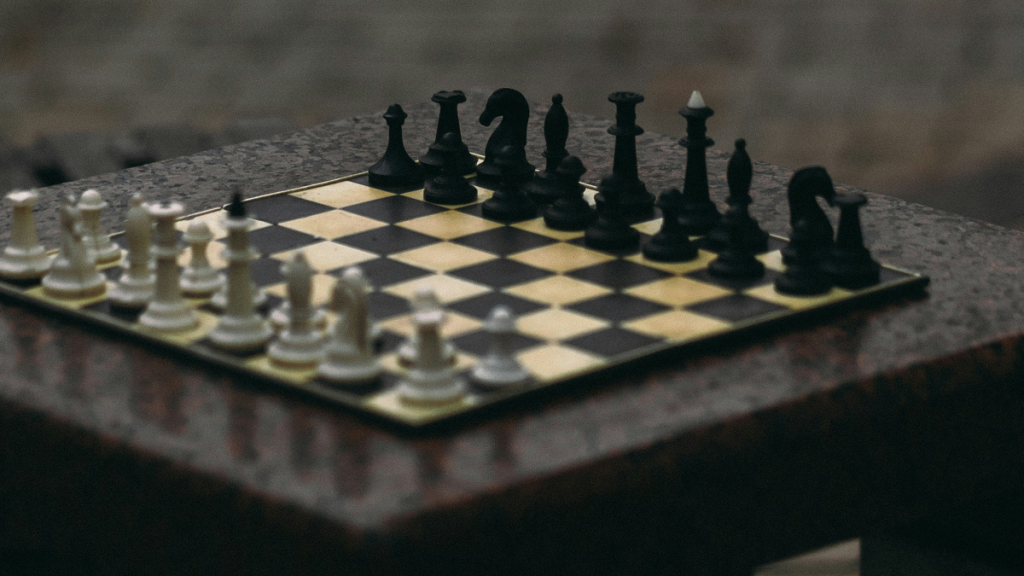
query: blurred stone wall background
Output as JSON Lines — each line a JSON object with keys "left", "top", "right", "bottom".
{"left": 2, "top": 0, "right": 1024, "bottom": 227}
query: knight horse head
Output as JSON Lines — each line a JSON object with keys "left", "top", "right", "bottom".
{"left": 476, "top": 88, "right": 531, "bottom": 182}
{"left": 785, "top": 166, "right": 838, "bottom": 253}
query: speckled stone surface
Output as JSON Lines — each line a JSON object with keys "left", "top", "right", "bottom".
{"left": 1, "top": 90, "right": 1024, "bottom": 575}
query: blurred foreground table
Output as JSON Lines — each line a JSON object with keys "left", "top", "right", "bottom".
{"left": 1, "top": 91, "right": 1022, "bottom": 575}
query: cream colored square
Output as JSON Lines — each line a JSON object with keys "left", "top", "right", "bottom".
{"left": 625, "top": 276, "right": 732, "bottom": 308}
{"left": 279, "top": 210, "right": 385, "bottom": 239}
{"left": 137, "top": 310, "right": 218, "bottom": 345}
{"left": 363, "top": 387, "right": 475, "bottom": 425}
{"left": 178, "top": 241, "right": 226, "bottom": 269}
{"left": 624, "top": 249, "right": 717, "bottom": 274}
{"left": 515, "top": 344, "right": 604, "bottom": 382}
{"left": 379, "top": 311, "right": 482, "bottom": 338}
{"left": 757, "top": 250, "right": 786, "bottom": 272}
{"left": 516, "top": 308, "right": 609, "bottom": 341}
{"left": 508, "top": 243, "right": 614, "bottom": 273}
{"left": 504, "top": 275, "right": 611, "bottom": 306}
{"left": 293, "top": 180, "right": 394, "bottom": 208}
{"left": 27, "top": 283, "right": 110, "bottom": 309}
{"left": 511, "top": 217, "right": 585, "bottom": 240}
{"left": 397, "top": 211, "right": 503, "bottom": 240}
{"left": 270, "top": 241, "right": 377, "bottom": 271}
{"left": 633, "top": 218, "right": 663, "bottom": 235}
{"left": 378, "top": 351, "right": 477, "bottom": 376}
{"left": 245, "top": 356, "right": 319, "bottom": 384}
{"left": 263, "top": 273, "right": 337, "bottom": 306}
{"left": 390, "top": 242, "right": 496, "bottom": 272}
{"left": 622, "top": 309, "right": 731, "bottom": 341}
{"left": 403, "top": 187, "right": 493, "bottom": 208}
{"left": 743, "top": 284, "right": 854, "bottom": 310}
{"left": 177, "top": 210, "right": 270, "bottom": 240}
{"left": 384, "top": 274, "right": 491, "bottom": 304}
{"left": 582, "top": 188, "right": 598, "bottom": 205}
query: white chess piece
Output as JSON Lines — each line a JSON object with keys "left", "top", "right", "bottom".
{"left": 0, "top": 189, "right": 51, "bottom": 280}
{"left": 397, "top": 286, "right": 456, "bottom": 367}
{"left": 268, "top": 252, "right": 325, "bottom": 367}
{"left": 317, "top": 268, "right": 381, "bottom": 385}
{"left": 138, "top": 201, "right": 199, "bottom": 331}
{"left": 77, "top": 189, "right": 122, "bottom": 265}
{"left": 109, "top": 193, "right": 156, "bottom": 308}
{"left": 470, "top": 306, "right": 531, "bottom": 387}
{"left": 397, "top": 296, "right": 466, "bottom": 406}
{"left": 180, "top": 219, "right": 224, "bottom": 298}
{"left": 42, "top": 194, "right": 106, "bottom": 299}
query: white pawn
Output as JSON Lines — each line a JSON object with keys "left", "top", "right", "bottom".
{"left": 317, "top": 268, "right": 381, "bottom": 385}
{"left": 0, "top": 189, "right": 51, "bottom": 280}
{"left": 77, "top": 189, "right": 122, "bottom": 265}
{"left": 109, "top": 193, "right": 155, "bottom": 308}
{"left": 138, "top": 201, "right": 198, "bottom": 331}
{"left": 180, "top": 220, "right": 224, "bottom": 298}
{"left": 397, "top": 294, "right": 466, "bottom": 406}
{"left": 268, "top": 252, "right": 325, "bottom": 368}
{"left": 470, "top": 306, "right": 531, "bottom": 387}
{"left": 397, "top": 287, "right": 456, "bottom": 367}
{"left": 42, "top": 194, "right": 106, "bottom": 299}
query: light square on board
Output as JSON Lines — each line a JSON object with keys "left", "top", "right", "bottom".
{"left": 402, "top": 187, "right": 493, "bottom": 208}
{"left": 515, "top": 344, "right": 604, "bottom": 382}
{"left": 279, "top": 210, "right": 386, "bottom": 240}
{"left": 625, "top": 276, "right": 733, "bottom": 308}
{"left": 270, "top": 240, "right": 378, "bottom": 271}
{"left": 756, "top": 250, "right": 786, "bottom": 272}
{"left": 633, "top": 218, "right": 663, "bottom": 236}
{"left": 511, "top": 217, "right": 585, "bottom": 241}
{"left": 622, "top": 309, "right": 732, "bottom": 341}
{"left": 623, "top": 250, "right": 717, "bottom": 274}
{"left": 397, "top": 211, "right": 503, "bottom": 240}
{"left": 743, "top": 284, "right": 853, "bottom": 310}
{"left": 293, "top": 180, "right": 394, "bottom": 208}
{"left": 515, "top": 308, "right": 610, "bottom": 342}
{"left": 176, "top": 210, "right": 272, "bottom": 240}
{"left": 389, "top": 242, "right": 497, "bottom": 273}
{"left": 384, "top": 273, "right": 491, "bottom": 304}
{"left": 378, "top": 310, "right": 482, "bottom": 339}
{"left": 503, "top": 275, "right": 611, "bottom": 306}
{"left": 508, "top": 243, "right": 615, "bottom": 273}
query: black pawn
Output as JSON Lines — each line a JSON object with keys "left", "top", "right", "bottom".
{"left": 702, "top": 139, "right": 768, "bottom": 252}
{"left": 775, "top": 217, "right": 832, "bottom": 295}
{"left": 678, "top": 93, "right": 721, "bottom": 235}
{"left": 584, "top": 178, "right": 640, "bottom": 252}
{"left": 482, "top": 145, "right": 537, "bottom": 222}
{"left": 543, "top": 155, "right": 594, "bottom": 231}
{"left": 820, "top": 192, "right": 880, "bottom": 288}
{"left": 707, "top": 202, "right": 765, "bottom": 281}
{"left": 368, "top": 104, "right": 424, "bottom": 188}
{"left": 420, "top": 90, "right": 477, "bottom": 176}
{"left": 424, "top": 132, "right": 478, "bottom": 205}
{"left": 596, "top": 92, "right": 655, "bottom": 222}
{"left": 642, "top": 188, "right": 698, "bottom": 262}
{"left": 525, "top": 94, "right": 570, "bottom": 205}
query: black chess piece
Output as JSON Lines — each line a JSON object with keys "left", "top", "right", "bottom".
{"left": 424, "top": 132, "right": 478, "bottom": 205}
{"left": 707, "top": 201, "right": 766, "bottom": 281}
{"left": 702, "top": 139, "right": 768, "bottom": 253}
{"left": 475, "top": 88, "right": 535, "bottom": 187}
{"left": 420, "top": 90, "right": 477, "bottom": 176}
{"left": 368, "top": 104, "right": 424, "bottom": 188}
{"left": 642, "top": 188, "right": 698, "bottom": 262}
{"left": 543, "top": 155, "right": 594, "bottom": 231}
{"left": 775, "top": 217, "right": 832, "bottom": 295}
{"left": 781, "top": 166, "right": 837, "bottom": 265}
{"left": 596, "top": 92, "right": 654, "bottom": 223}
{"left": 677, "top": 93, "right": 722, "bottom": 235}
{"left": 820, "top": 192, "right": 880, "bottom": 288}
{"left": 525, "top": 94, "right": 570, "bottom": 205}
{"left": 482, "top": 145, "right": 537, "bottom": 222}
{"left": 585, "top": 174, "right": 640, "bottom": 252}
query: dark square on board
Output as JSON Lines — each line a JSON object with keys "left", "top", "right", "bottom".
{"left": 568, "top": 235, "right": 647, "bottom": 258}
{"left": 248, "top": 226, "right": 320, "bottom": 256}
{"left": 368, "top": 291, "right": 410, "bottom": 321}
{"left": 244, "top": 194, "right": 334, "bottom": 224}
{"left": 339, "top": 257, "right": 433, "bottom": 287}
{"left": 452, "top": 329, "right": 543, "bottom": 357}
{"left": 567, "top": 260, "right": 671, "bottom": 290}
{"left": 564, "top": 327, "right": 663, "bottom": 358}
{"left": 457, "top": 202, "right": 537, "bottom": 224}
{"left": 447, "top": 291, "right": 546, "bottom": 320}
{"left": 684, "top": 267, "right": 780, "bottom": 291}
{"left": 685, "top": 293, "right": 789, "bottom": 323}
{"left": 451, "top": 227, "right": 557, "bottom": 256}
{"left": 448, "top": 259, "right": 550, "bottom": 289}
{"left": 344, "top": 195, "right": 447, "bottom": 224}
{"left": 566, "top": 293, "right": 671, "bottom": 323}
{"left": 335, "top": 226, "right": 438, "bottom": 255}
{"left": 349, "top": 174, "right": 422, "bottom": 195}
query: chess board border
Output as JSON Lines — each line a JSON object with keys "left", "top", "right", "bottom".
{"left": 0, "top": 170, "right": 931, "bottom": 429}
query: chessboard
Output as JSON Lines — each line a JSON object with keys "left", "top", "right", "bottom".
{"left": 0, "top": 169, "right": 928, "bottom": 427}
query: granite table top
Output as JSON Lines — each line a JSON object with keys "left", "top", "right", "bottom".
{"left": 1, "top": 89, "right": 1023, "bottom": 575}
